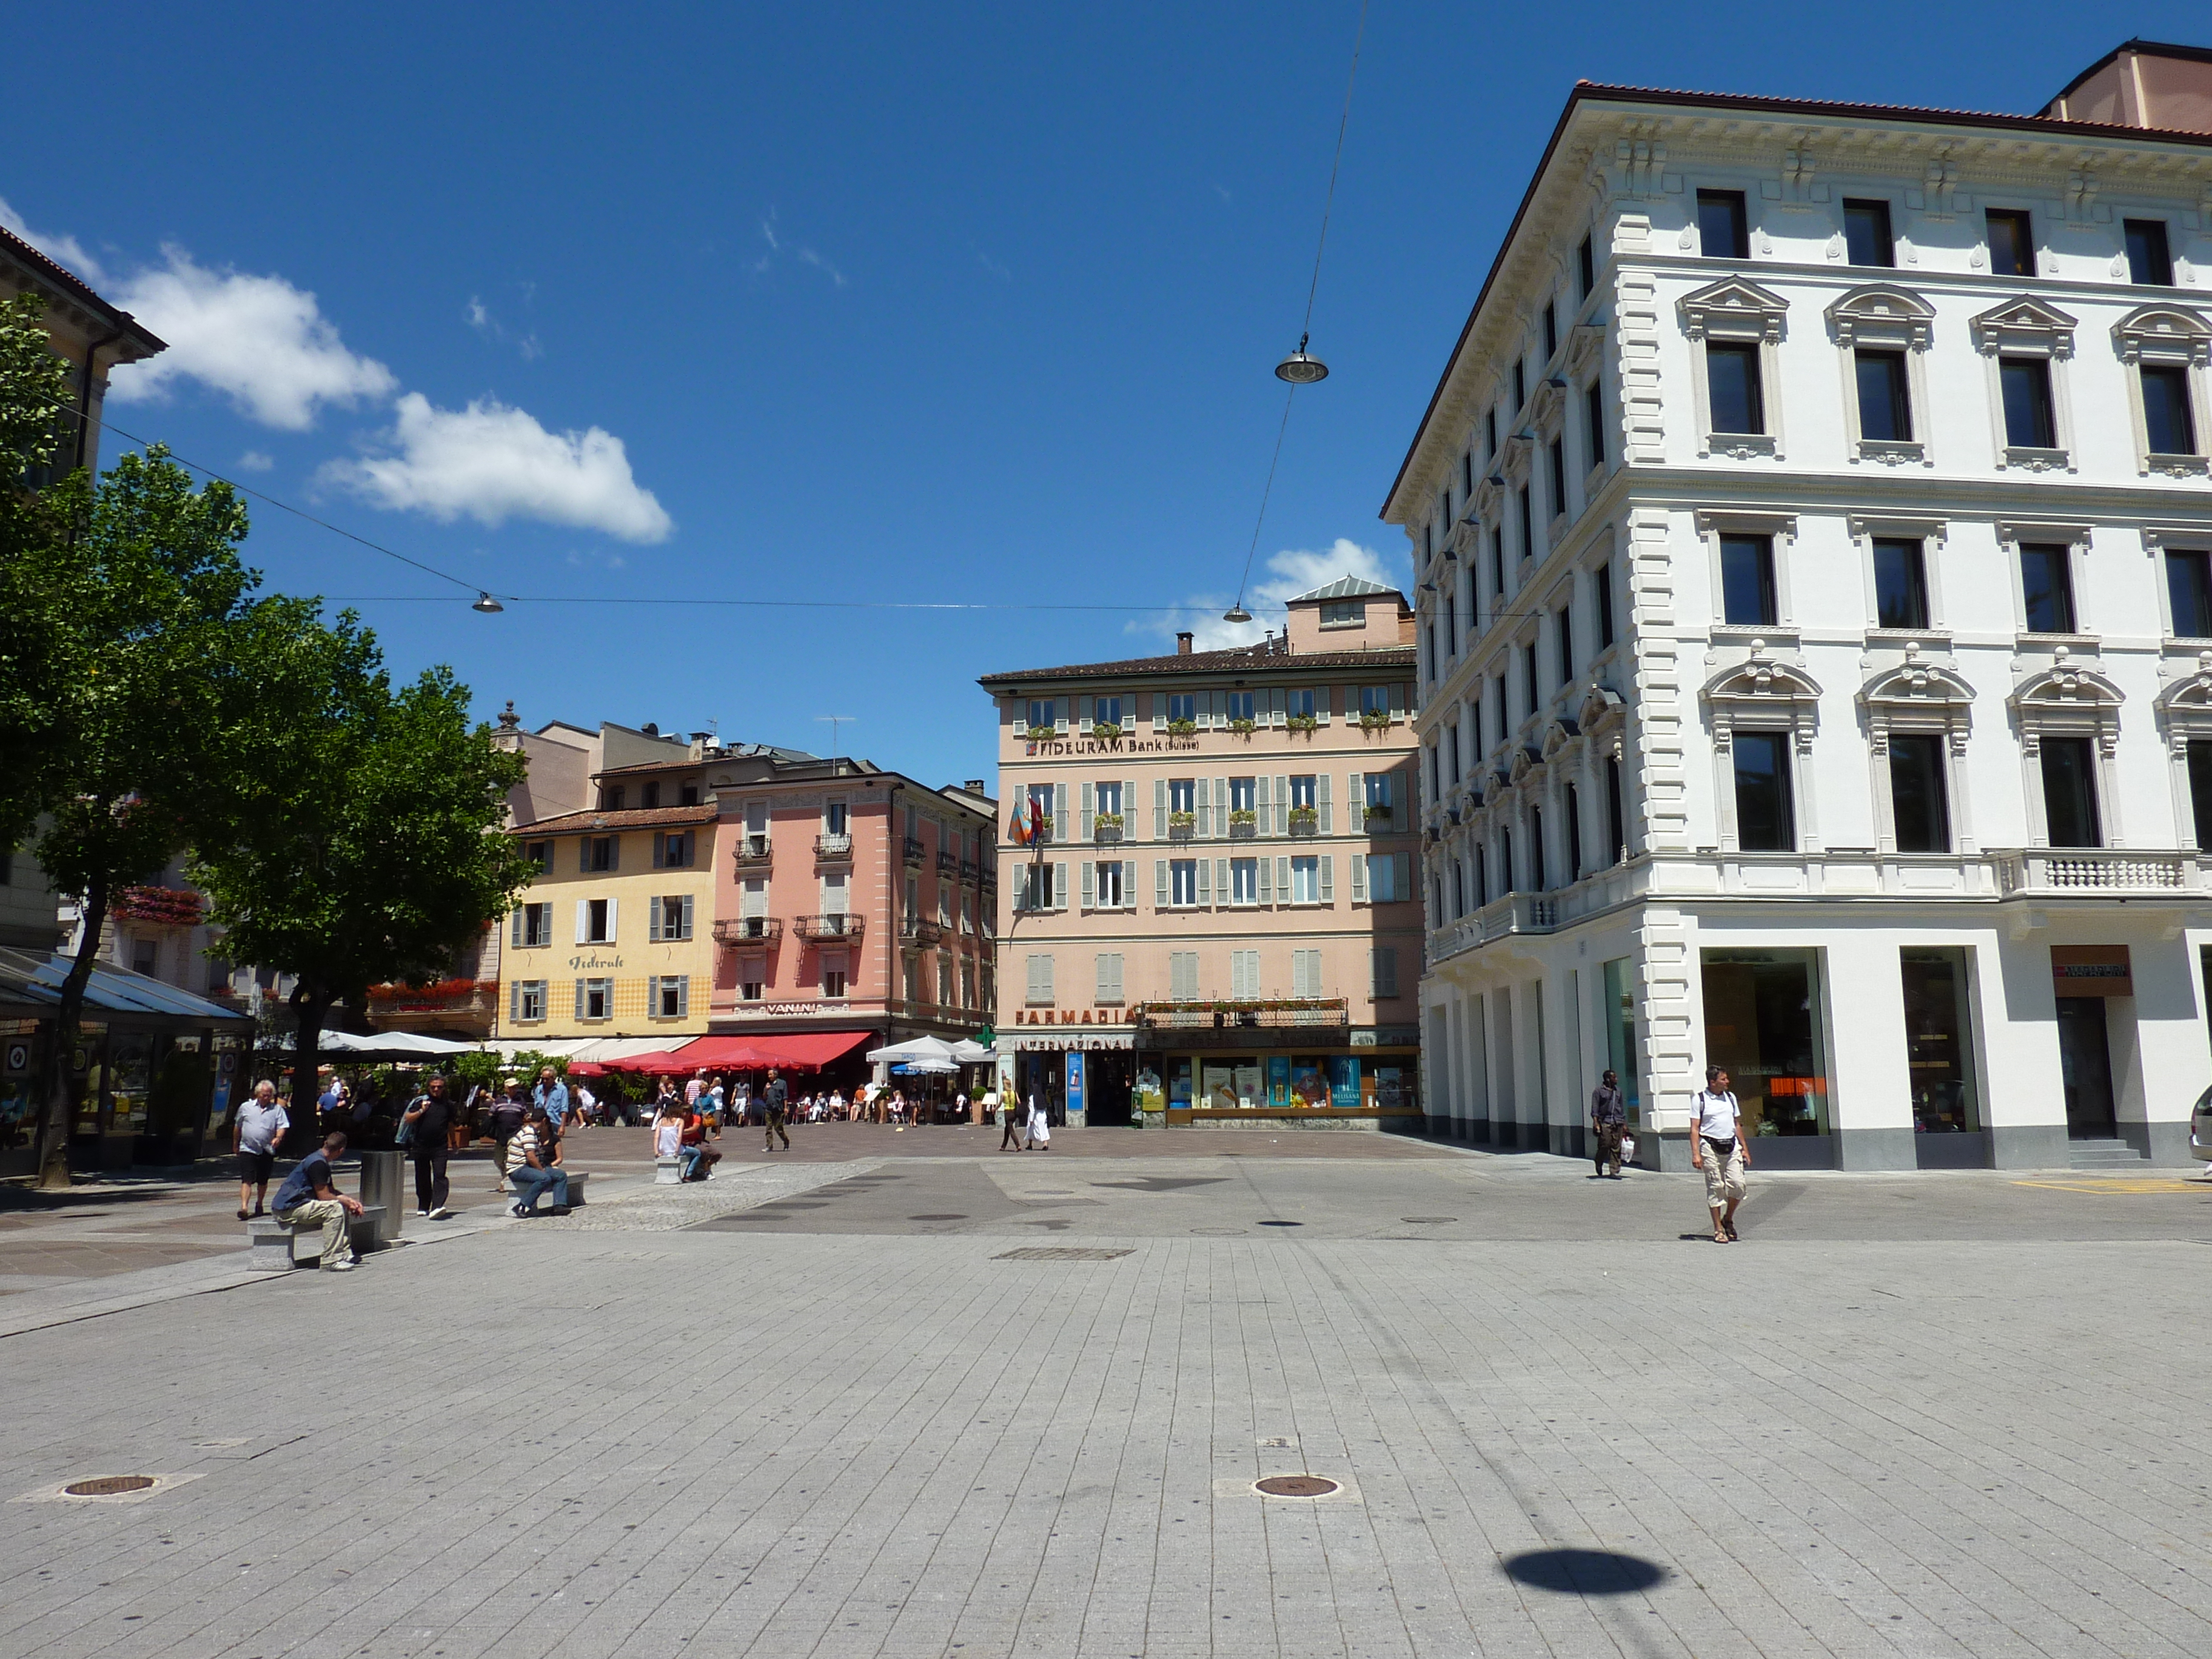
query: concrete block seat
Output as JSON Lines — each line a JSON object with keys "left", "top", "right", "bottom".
{"left": 511, "top": 1171, "right": 589, "bottom": 1211}
{"left": 247, "top": 1205, "right": 387, "bottom": 1270}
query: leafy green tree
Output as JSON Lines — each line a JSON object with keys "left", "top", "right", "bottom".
{"left": 191, "top": 655, "right": 535, "bottom": 1121}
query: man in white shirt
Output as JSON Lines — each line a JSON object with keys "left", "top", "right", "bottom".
{"left": 233, "top": 1081, "right": 290, "bottom": 1221}
{"left": 1689, "top": 1065, "right": 1751, "bottom": 1242}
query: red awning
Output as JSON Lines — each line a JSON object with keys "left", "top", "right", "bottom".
{"left": 591, "top": 1048, "right": 696, "bottom": 1074}
{"left": 674, "top": 1031, "right": 874, "bottom": 1071}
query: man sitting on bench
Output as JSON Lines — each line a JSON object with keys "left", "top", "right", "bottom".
{"left": 272, "top": 1131, "right": 365, "bottom": 1272}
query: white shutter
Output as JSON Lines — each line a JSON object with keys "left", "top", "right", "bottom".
{"left": 1353, "top": 853, "right": 1368, "bottom": 901}
{"left": 1081, "top": 782, "right": 1095, "bottom": 839}
{"left": 1196, "top": 782, "right": 1212, "bottom": 839}
{"left": 1258, "top": 856, "right": 1272, "bottom": 903}
{"left": 1054, "top": 783, "right": 1068, "bottom": 841}
{"left": 1319, "top": 774, "right": 1333, "bottom": 833}
{"left": 1082, "top": 860, "right": 1095, "bottom": 909}
{"left": 681, "top": 894, "right": 695, "bottom": 940}
{"left": 1054, "top": 699, "right": 1070, "bottom": 735}
{"left": 1124, "top": 780, "right": 1139, "bottom": 841}
{"left": 578, "top": 837, "right": 590, "bottom": 873}
{"left": 1151, "top": 693, "right": 1166, "bottom": 733}
{"left": 1320, "top": 854, "right": 1335, "bottom": 902}
{"left": 1269, "top": 687, "right": 1285, "bottom": 727}
{"left": 1213, "top": 777, "right": 1228, "bottom": 837}
{"left": 574, "top": 899, "right": 588, "bottom": 944}
{"left": 677, "top": 976, "right": 691, "bottom": 1019}
{"left": 1053, "top": 861, "right": 1067, "bottom": 911}
{"left": 1209, "top": 689, "right": 1225, "bottom": 729}
{"left": 646, "top": 902, "right": 659, "bottom": 943}
{"left": 1396, "top": 853, "right": 1413, "bottom": 901}
{"left": 605, "top": 896, "right": 618, "bottom": 940}
{"left": 511, "top": 910, "right": 525, "bottom": 948}
{"left": 652, "top": 833, "right": 665, "bottom": 870}
{"left": 1273, "top": 776, "right": 1289, "bottom": 833}
{"left": 1349, "top": 773, "right": 1364, "bottom": 833}
{"left": 1390, "top": 683, "right": 1406, "bottom": 723}
{"left": 608, "top": 837, "right": 620, "bottom": 873}
{"left": 1215, "top": 857, "right": 1229, "bottom": 905}
{"left": 646, "top": 973, "right": 660, "bottom": 1011}
{"left": 1276, "top": 855, "right": 1290, "bottom": 899}
{"left": 1122, "top": 860, "right": 1136, "bottom": 910}
{"left": 1154, "top": 778, "right": 1168, "bottom": 838}
{"left": 1197, "top": 859, "right": 1212, "bottom": 905}
{"left": 1155, "top": 859, "right": 1170, "bottom": 907}
{"left": 509, "top": 980, "right": 522, "bottom": 1021}
{"left": 1255, "top": 776, "right": 1270, "bottom": 830}
{"left": 573, "top": 980, "right": 586, "bottom": 1020}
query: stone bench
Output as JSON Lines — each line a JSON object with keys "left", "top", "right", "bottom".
{"left": 247, "top": 1205, "right": 387, "bottom": 1271}
{"left": 655, "top": 1156, "right": 682, "bottom": 1185}
{"left": 511, "top": 1170, "right": 589, "bottom": 1210}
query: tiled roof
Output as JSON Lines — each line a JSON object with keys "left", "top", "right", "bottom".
{"left": 512, "top": 805, "right": 719, "bottom": 836}
{"left": 0, "top": 225, "right": 166, "bottom": 352}
{"left": 1290, "top": 575, "right": 1399, "bottom": 602}
{"left": 980, "top": 643, "right": 1415, "bottom": 687}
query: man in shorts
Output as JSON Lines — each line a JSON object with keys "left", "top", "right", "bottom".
{"left": 233, "top": 1081, "right": 289, "bottom": 1221}
{"left": 1689, "top": 1065, "right": 1751, "bottom": 1242}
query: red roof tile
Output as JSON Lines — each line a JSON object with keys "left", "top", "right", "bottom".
{"left": 511, "top": 805, "right": 719, "bottom": 836}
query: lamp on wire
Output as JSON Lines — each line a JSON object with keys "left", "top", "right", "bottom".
{"left": 1222, "top": 600, "right": 1253, "bottom": 624}
{"left": 472, "top": 592, "right": 504, "bottom": 614}
{"left": 1275, "top": 332, "right": 1329, "bottom": 384}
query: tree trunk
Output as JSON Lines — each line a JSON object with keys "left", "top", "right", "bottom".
{"left": 289, "top": 984, "right": 329, "bottom": 1156}
{"left": 33, "top": 873, "right": 109, "bottom": 1190}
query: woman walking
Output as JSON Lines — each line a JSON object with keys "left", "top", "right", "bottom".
{"left": 1025, "top": 1089, "right": 1050, "bottom": 1152}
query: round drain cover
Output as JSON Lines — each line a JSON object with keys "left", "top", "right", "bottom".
{"left": 1255, "top": 1475, "right": 1339, "bottom": 1498}
{"left": 65, "top": 1476, "right": 154, "bottom": 1496}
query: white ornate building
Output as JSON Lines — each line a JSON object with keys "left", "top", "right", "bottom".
{"left": 1392, "top": 42, "right": 2212, "bottom": 1170}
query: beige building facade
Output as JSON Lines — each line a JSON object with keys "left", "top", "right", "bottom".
{"left": 981, "top": 579, "right": 1425, "bottom": 1127}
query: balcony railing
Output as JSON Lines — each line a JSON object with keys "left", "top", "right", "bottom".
{"left": 814, "top": 833, "right": 853, "bottom": 859}
{"left": 1426, "top": 893, "right": 1560, "bottom": 967}
{"left": 960, "top": 857, "right": 980, "bottom": 880}
{"left": 1134, "top": 998, "right": 1349, "bottom": 1030}
{"left": 1093, "top": 823, "right": 1123, "bottom": 845}
{"left": 794, "top": 913, "right": 866, "bottom": 942}
{"left": 713, "top": 916, "right": 785, "bottom": 945}
{"left": 1227, "top": 816, "right": 1258, "bottom": 840}
{"left": 902, "top": 836, "right": 925, "bottom": 864}
{"left": 732, "top": 839, "right": 773, "bottom": 868}
{"left": 1993, "top": 848, "right": 2207, "bottom": 896}
{"left": 1287, "top": 813, "right": 1319, "bottom": 837}
{"left": 979, "top": 868, "right": 997, "bottom": 890}
{"left": 937, "top": 850, "right": 960, "bottom": 877}
{"left": 899, "top": 916, "right": 944, "bottom": 946}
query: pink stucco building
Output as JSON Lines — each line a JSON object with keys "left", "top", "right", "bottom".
{"left": 980, "top": 577, "right": 1424, "bottom": 1127}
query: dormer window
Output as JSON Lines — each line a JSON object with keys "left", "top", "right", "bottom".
{"left": 1320, "top": 600, "right": 1366, "bottom": 628}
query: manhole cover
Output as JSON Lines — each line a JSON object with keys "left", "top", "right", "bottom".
{"left": 1401, "top": 1216, "right": 1458, "bottom": 1224}
{"left": 1255, "top": 1475, "right": 1339, "bottom": 1498}
{"left": 992, "top": 1247, "right": 1133, "bottom": 1261}
{"left": 64, "top": 1476, "right": 155, "bottom": 1497}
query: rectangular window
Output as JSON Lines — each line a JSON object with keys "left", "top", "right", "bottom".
{"left": 2125, "top": 218, "right": 2174, "bottom": 287}
{"left": 601, "top": 785, "right": 625, "bottom": 811}
{"left": 1319, "top": 600, "right": 1365, "bottom": 628}
{"left": 740, "top": 962, "right": 765, "bottom": 1002}
{"left": 516, "top": 980, "right": 546, "bottom": 1023}
{"left": 2019, "top": 542, "right": 2076, "bottom": 634}
{"left": 1290, "top": 855, "right": 1318, "bottom": 903}
{"left": 1719, "top": 534, "right": 1777, "bottom": 627}
{"left": 1225, "top": 690, "right": 1257, "bottom": 723}
{"left": 1228, "top": 776, "right": 1255, "bottom": 814}
{"left": 2040, "top": 736, "right": 2102, "bottom": 848}
{"left": 1697, "top": 189, "right": 1749, "bottom": 260}
{"left": 1096, "top": 952, "right": 1124, "bottom": 1005}
{"left": 1564, "top": 783, "right": 1583, "bottom": 882}
{"left": 1732, "top": 731, "right": 1795, "bottom": 852}
{"left": 580, "top": 979, "right": 612, "bottom": 1022}
{"left": 1555, "top": 606, "right": 1573, "bottom": 686}
{"left": 1999, "top": 357, "right": 2056, "bottom": 448}
{"left": 1170, "top": 951, "right": 1199, "bottom": 1001}
{"left": 825, "top": 799, "right": 848, "bottom": 835}
{"left": 1364, "top": 853, "right": 1400, "bottom": 903}
{"left": 1513, "top": 361, "right": 1526, "bottom": 415}
{"left": 1521, "top": 643, "right": 1538, "bottom": 714}
{"left": 1606, "top": 756, "right": 1624, "bottom": 865}
{"left": 1287, "top": 774, "right": 1316, "bottom": 811}
{"left": 1485, "top": 409, "right": 1497, "bottom": 458}
{"left": 1543, "top": 300, "right": 1558, "bottom": 364}
{"left": 823, "top": 965, "right": 848, "bottom": 999}
{"left": 1095, "top": 780, "right": 1122, "bottom": 820}
{"left": 1706, "top": 343, "right": 1763, "bottom": 434}
{"left": 1372, "top": 947, "right": 1399, "bottom": 999}
{"left": 1577, "top": 233, "right": 1594, "bottom": 300}
{"left": 680, "top": 783, "right": 699, "bottom": 806}
{"left": 1888, "top": 733, "right": 1951, "bottom": 853}
{"left": 1855, "top": 349, "right": 1912, "bottom": 443}
{"left": 1900, "top": 948, "right": 1980, "bottom": 1134}
{"left": 1095, "top": 860, "right": 1125, "bottom": 908}
{"left": 519, "top": 902, "right": 551, "bottom": 947}
{"left": 1027, "top": 697, "right": 1054, "bottom": 731}
{"left": 655, "top": 894, "right": 692, "bottom": 942}
{"left": 1490, "top": 527, "right": 1505, "bottom": 597}
{"left": 1167, "top": 692, "right": 1197, "bottom": 725}
{"left": 2168, "top": 549, "right": 2212, "bottom": 638}
{"left": 1093, "top": 695, "right": 1124, "bottom": 729}
{"left": 655, "top": 830, "right": 694, "bottom": 868}
{"left": 1843, "top": 198, "right": 1894, "bottom": 267}
{"left": 526, "top": 839, "right": 552, "bottom": 872}
{"left": 583, "top": 897, "right": 612, "bottom": 943}
{"left": 1547, "top": 437, "right": 1567, "bottom": 518}
{"left": 2142, "top": 364, "right": 2197, "bottom": 456}
{"left": 1872, "top": 537, "right": 1929, "bottom": 631}
{"left": 2189, "top": 740, "right": 2212, "bottom": 850}
{"left": 1229, "top": 859, "right": 1258, "bottom": 905}
{"left": 654, "top": 975, "right": 686, "bottom": 1019}
{"left": 1986, "top": 209, "right": 2034, "bottom": 278}
{"left": 1286, "top": 688, "right": 1316, "bottom": 722}
{"left": 1700, "top": 948, "right": 1830, "bottom": 1138}
{"left": 1170, "top": 860, "right": 1198, "bottom": 907}
{"left": 1595, "top": 561, "right": 1615, "bottom": 649}
{"left": 1585, "top": 381, "right": 1604, "bottom": 469}
{"left": 583, "top": 836, "right": 615, "bottom": 873}
{"left": 1024, "top": 953, "right": 1055, "bottom": 1005}
{"left": 641, "top": 781, "right": 661, "bottom": 810}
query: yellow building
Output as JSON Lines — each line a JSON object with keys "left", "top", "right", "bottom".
{"left": 492, "top": 805, "right": 719, "bottom": 1041}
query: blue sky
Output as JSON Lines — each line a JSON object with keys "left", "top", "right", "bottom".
{"left": 7, "top": 2, "right": 2200, "bottom": 791}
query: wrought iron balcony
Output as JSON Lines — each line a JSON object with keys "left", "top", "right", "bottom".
{"left": 937, "top": 850, "right": 960, "bottom": 877}
{"left": 732, "top": 837, "right": 773, "bottom": 868}
{"left": 713, "top": 916, "right": 784, "bottom": 945}
{"left": 1134, "top": 997, "right": 1349, "bottom": 1030}
{"left": 813, "top": 833, "right": 853, "bottom": 859}
{"left": 794, "top": 913, "right": 866, "bottom": 942}
{"left": 903, "top": 836, "right": 925, "bottom": 863}
{"left": 960, "top": 857, "right": 979, "bottom": 880}
{"left": 899, "top": 915, "right": 944, "bottom": 946}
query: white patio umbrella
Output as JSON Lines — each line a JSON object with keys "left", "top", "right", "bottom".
{"left": 864, "top": 1036, "right": 960, "bottom": 1065}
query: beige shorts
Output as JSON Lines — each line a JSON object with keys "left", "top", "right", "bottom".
{"left": 1700, "top": 1141, "right": 1746, "bottom": 1206}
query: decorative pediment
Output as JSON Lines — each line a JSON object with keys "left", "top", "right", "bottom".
{"left": 1507, "top": 744, "right": 1544, "bottom": 783}
{"left": 1577, "top": 683, "right": 1626, "bottom": 729}
{"left": 2112, "top": 304, "right": 2212, "bottom": 367}
{"left": 2156, "top": 652, "right": 2212, "bottom": 750}
{"left": 1530, "top": 375, "right": 1567, "bottom": 431}
{"left": 1971, "top": 297, "right": 2077, "bottom": 358}
{"left": 2009, "top": 654, "right": 2123, "bottom": 714}
{"left": 1679, "top": 275, "right": 1789, "bottom": 343}
{"left": 1564, "top": 320, "right": 1606, "bottom": 377}
{"left": 1702, "top": 652, "right": 1822, "bottom": 705}
{"left": 1825, "top": 284, "right": 1936, "bottom": 349}
{"left": 1471, "top": 472, "right": 1503, "bottom": 523}
{"left": 1540, "top": 717, "right": 1582, "bottom": 759}
{"left": 1860, "top": 648, "right": 1976, "bottom": 709}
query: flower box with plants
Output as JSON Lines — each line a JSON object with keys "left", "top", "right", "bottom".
{"left": 1166, "top": 717, "right": 1198, "bottom": 736}
{"left": 1168, "top": 810, "right": 1196, "bottom": 837}
{"left": 1093, "top": 812, "right": 1124, "bottom": 842}
{"left": 1227, "top": 716, "right": 1257, "bottom": 736}
{"left": 1363, "top": 803, "right": 1394, "bottom": 825}
{"left": 1358, "top": 709, "right": 1392, "bottom": 732}
{"left": 1287, "top": 805, "right": 1319, "bottom": 834}
{"left": 113, "top": 885, "right": 206, "bottom": 927}
{"left": 1025, "top": 725, "right": 1057, "bottom": 742}
{"left": 1227, "top": 809, "right": 1258, "bottom": 837}
{"left": 1285, "top": 712, "right": 1319, "bottom": 733}
{"left": 1091, "top": 722, "right": 1124, "bottom": 740}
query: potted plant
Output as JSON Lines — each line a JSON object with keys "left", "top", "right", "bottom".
{"left": 1363, "top": 802, "right": 1393, "bottom": 825}
{"left": 1025, "top": 724, "right": 1057, "bottom": 742}
{"left": 1094, "top": 812, "right": 1124, "bottom": 842}
{"left": 1285, "top": 712, "right": 1319, "bottom": 733}
{"left": 1228, "top": 808, "right": 1257, "bottom": 830}
{"left": 1287, "top": 804, "right": 1318, "bottom": 833}
{"left": 1091, "top": 721, "right": 1124, "bottom": 739}
{"left": 1228, "top": 716, "right": 1257, "bottom": 736}
{"left": 1168, "top": 809, "right": 1196, "bottom": 835}
{"left": 1358, "top": 708, "right": 1392, "bottom": 732}
{"left": 1166, "top": 717, "right": 1198, "bottom": 736}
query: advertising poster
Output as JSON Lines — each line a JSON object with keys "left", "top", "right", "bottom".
{"left": 1202, "top": 1064, "right": 1240, "bottom": 1110}
{"left": 1134, "top": 1063, "right": 1164, "bottom": 1113}
{"left": 1291, "top": 1060, "right": 1329, "bottom": 1107}
{"left": 1328, "top": 1055, "right": 1362, "bottom": 1110}
{"left": 1267, "top": 1056, "right": 1290, "bottom": 1108}
{"left": 1233, "top": 1065, "right": 1262, "bottom": 1108}
{"left": 1065, "top": 1052, "right": 1085, "bottom": 1118}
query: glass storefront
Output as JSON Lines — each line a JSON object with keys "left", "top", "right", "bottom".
{"left": 1901, "top": 948, "right": 1979, "bottom": 1134}
{"left": 1700, "top": 949, "right": 1830, "bottom": 1138}
{"left": 1602, "top": 956, "right": 1643, "bottom": 1125}
{"left": 1151, "top": 1051, "right": 1418, "bottom": 1114}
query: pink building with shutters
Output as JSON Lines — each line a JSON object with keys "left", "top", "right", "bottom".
{"left": 979, "top": 577, "right": 1426, "bottom": 1127}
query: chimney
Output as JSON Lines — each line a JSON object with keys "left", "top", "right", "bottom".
{"left": 965, "top": 779, "right": 986, "bottom": 794}
{"left": 1176, "top": 631, "right": 1194, "bottom": 655}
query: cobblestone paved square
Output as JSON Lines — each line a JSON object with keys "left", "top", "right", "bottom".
{"left": 2, "top": 1137, "right": 2207, "bottom": 1658}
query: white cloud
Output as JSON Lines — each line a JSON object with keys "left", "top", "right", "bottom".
{"left": 466, "top": 293, "right": 541, "bottom": 361}
{"left": 751, "top": 210, "right": 846, "bottom": 286}
{"left": 106, "top": 246, "right": 395, "bottom": 429}
{"left": 1151, "top": 538, "right": 1410, "bottom": 652}
{"left": 320, "top": 393, "right": 672, "bottom": 543}
{"left": 237, "top": 450, "right": 273, "bottom": 472}
{"left": 0, "top": 196, "right": 107, "bottom": 283}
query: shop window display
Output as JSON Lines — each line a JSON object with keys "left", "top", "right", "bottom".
{"left": 1901, "top": 948, "right": 1979, "bottom": 1133}
{"left": 1699, "top": 950, "right": 1830, "bottom": 1137}
{"left": 1601, "top": 956, "right": 1642, "bottom": 1124}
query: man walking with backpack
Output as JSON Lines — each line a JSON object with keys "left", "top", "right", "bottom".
{"left": 1690, "top": 1065, "right": 1751, "bottom": 1243}
{"left": 400, "top": 1073, "right": 454, "bottom": 1219}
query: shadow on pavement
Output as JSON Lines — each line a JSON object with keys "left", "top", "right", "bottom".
{"left": 1501, "top": 1548, "right": 1667, "bottom": 1595}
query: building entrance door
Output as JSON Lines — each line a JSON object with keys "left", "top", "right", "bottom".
{"left": 1084, "top": 1051, "right": 1134, "bottom": 1126}
{"left": 2055, "top": 997, "right": 2117, "bottom": 1139}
